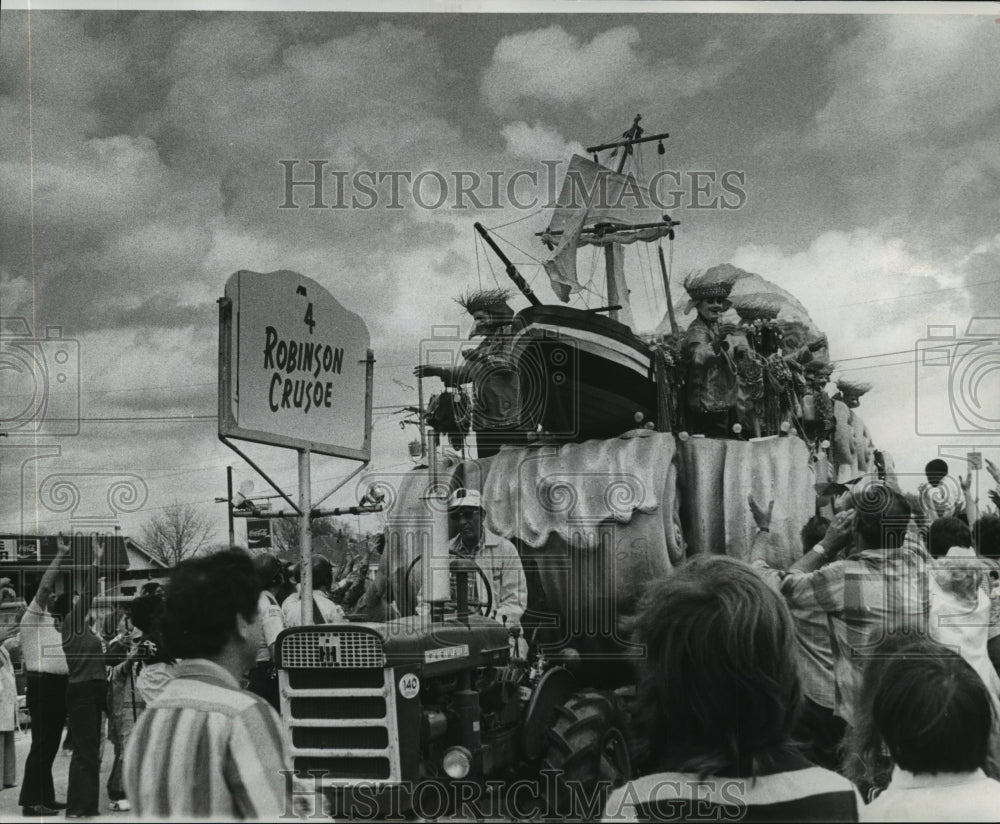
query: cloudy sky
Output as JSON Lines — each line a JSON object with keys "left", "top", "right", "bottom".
{"left": 1, "top": 3, "right": 998, "bottom": 543}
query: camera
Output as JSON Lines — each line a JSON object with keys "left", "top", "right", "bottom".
{"left": 133, "top": 639, "right": 158, "bottom": 660}
{"left": 914, "top": 318, "right": 1000, "bottom": 437}
{"left": 0, "top": 317, "right": 81, "bottom": 436}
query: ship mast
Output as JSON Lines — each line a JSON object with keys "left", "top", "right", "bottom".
{"left": 586, "top": 115, "right": 672, "bottom": 327}
{"left": 599, "top": 116, "right": 640, "bottom": 325}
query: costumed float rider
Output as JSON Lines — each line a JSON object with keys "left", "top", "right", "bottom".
{"left": 414, "top": 288, "right": 525, "bottom": 459}
{"left": 681, "top": 273, "right": 746, "bottom": 438}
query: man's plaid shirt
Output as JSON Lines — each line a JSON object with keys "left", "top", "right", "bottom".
{"left": 774, "top": 540, "right": 930, "bottom": 725}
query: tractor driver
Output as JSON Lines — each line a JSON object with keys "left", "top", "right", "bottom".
{"left": 417, "top": 489, "right": 527, "bottom": 630}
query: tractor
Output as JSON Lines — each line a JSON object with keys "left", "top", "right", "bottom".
{"left": 274, "top": 502, "right": 635, "bottom": 821}
{"left": 273, "top": 413, "right": 845, "bottom": 818}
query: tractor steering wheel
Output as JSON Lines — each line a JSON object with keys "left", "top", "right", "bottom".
{"left": 404, "top": 551, "right": 495, "bottom": 619}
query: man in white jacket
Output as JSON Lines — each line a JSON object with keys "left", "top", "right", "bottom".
{"left": 417, "top": 488, "right": 527, "bottom": 629}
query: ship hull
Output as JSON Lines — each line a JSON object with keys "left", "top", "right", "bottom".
{"left": 512, "top": 305, "right": 658, "bottom": 442}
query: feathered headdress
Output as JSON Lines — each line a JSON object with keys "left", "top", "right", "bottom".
{"left": 733, "top": 294, "right": 783, "bottom": 322}
{"left": 455, "top": 287, "right": 514, "bottom": 319}
{"left": 683, "top": 271, "right": 737, "bottom": 314}
{"left": 835, "top": 379, "right": 872, "bottom": 399}
{"left": 804, "top": 359, "right": 836, "bottom": 378}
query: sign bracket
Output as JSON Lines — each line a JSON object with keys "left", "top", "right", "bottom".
{"left": 217, "top": 433, "right": 302, "bottom": 516}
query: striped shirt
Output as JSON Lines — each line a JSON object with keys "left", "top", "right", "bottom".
{"left": 602, "top": 752, "right": 859, "bottom": 822}
{"left": 123, "top": 658, "right": 290, "bottom": 819}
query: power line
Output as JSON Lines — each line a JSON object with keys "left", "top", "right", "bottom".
{"left": 836, "top": 359, "right": 915, "bottom": 373}
{"left": 0, "top": 415, "right": 217, "bottom": 424}
{"left": 836, "top": 349, "right": 917, "bottom": 363}
{"left": 834, "top": 278, "right": 1000, "bottom": 308}
{"left": 81, "top": 382, "right": 215, "bottom": 397}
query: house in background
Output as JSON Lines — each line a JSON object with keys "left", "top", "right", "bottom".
{"left": 0, "top": 533, "right": 168, "bottom": 601}
{"left": 106, "top": 537, "right": 170, "bottom": 597}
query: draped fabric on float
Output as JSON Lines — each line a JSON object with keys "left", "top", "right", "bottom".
{"left": 679, "top": 435, "right": 816, "bottom": 570}
{"left": 482, "top": 431, "right": 682, "bottom": 555}
{"left": 483, "top": 432, "right": 683, "bottom": 685}
{"left": 375, "top": 433, "right": 816, "bottom": 672}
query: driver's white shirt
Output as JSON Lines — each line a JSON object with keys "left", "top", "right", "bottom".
{"left": 416, "top": 532, "right": 527, "bottom": 626}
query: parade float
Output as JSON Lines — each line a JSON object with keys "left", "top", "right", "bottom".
{"left": 273, "top": 118, "right": 888, "bottom": 818}
{"left": 383, "top": 117, "right": 883, "bottom": 656}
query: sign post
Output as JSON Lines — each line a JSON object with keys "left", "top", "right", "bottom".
{"left": 298, "top": 449, "right": 312, "bottom": 627}
{"left": 219, "top": 270, "right": 373, "bottom": 626}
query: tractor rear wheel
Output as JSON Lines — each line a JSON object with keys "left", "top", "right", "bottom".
{"left": 538, "top": 688, "right": 632, "bottom": 821}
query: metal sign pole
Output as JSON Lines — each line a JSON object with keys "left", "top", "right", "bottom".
{"left": 299, "top": 448, "right": 313, "bottom": 626}
{"left": 226, "top": 465, "right": 236, "bottom": 546}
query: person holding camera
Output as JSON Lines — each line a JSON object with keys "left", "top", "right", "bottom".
{"left": 760, "top": 488, "right": 929, "bottom": 730}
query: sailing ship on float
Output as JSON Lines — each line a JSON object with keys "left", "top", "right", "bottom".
{"left": 475, "top": 115, "right": 681, "bottom": 443}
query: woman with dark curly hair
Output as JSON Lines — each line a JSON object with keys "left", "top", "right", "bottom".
{"left": 603, "top": 555, "right": 858, "bottom": 822}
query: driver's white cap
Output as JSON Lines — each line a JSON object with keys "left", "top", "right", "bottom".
{"left": 448, "top": 488, "right": 483, "bottom": 510}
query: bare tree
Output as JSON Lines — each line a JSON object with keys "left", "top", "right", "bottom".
{"left": 139, "top": 502, "right": 217, "bottom": 567}
{"left": 272, "top": 517, "right": 354, "bottom": 570}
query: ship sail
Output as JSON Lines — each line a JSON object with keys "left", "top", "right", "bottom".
{"left": 542, "top": 154, "right": 675, "bottom": 307}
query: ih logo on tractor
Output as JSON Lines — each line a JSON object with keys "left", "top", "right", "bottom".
{"left": 316, "top": 635, "right": 339, "bottom": 665}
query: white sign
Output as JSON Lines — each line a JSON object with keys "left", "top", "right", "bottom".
{"left": 219, "top": 270, "right": 372, "bottom": 459}
{"left": 424, "top": 644, "right": 469, "bottom": 664}
{"left": 398, "top": 673, "right": 420, "bottom": 699}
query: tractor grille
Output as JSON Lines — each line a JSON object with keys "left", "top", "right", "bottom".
{"left": 293, "top": 726, "right": 389, "bottom": 750}
{"left": 278, "top": 628, "right": 400, "bottom": 785}
{"left": 281, "top": 630, "right": 385, "bottom": 669}
{"left": 289, "top": 696, "right": 386, "bottom": 720}
{"left": 287, "top": 668, "right": 384, "bottom": 690}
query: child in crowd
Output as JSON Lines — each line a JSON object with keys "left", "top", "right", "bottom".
{"left": 854, "top": 637, "right": 1000, "bottom": 821}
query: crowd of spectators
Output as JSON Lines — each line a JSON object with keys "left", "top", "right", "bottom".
{"left": 0, "top": 456, "right": 998, "bottom": 821}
